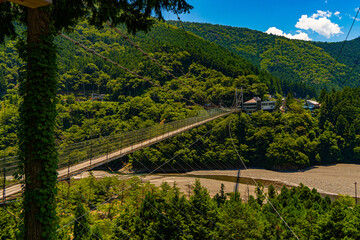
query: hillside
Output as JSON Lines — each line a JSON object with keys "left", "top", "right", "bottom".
{"left": 168, "top": 21, "right": 360, "bottom": 91}
{"left": 0, "top": 20, "right": 288, "bottom": 156}
{"left": 0, "top": 20, "right": 319, "bottom": 101}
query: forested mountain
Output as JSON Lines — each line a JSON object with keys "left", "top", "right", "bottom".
{"left": 0, "top": 20, "right": 290, "bottom": 156}
{"left": 168, "top": 21, "right": 360, "bottom": 91}
{"left": 2, "top": 20, "right": 359, "bottom": 169}
{"left": 1, "top": 20, "right": 318, "bottom": 101}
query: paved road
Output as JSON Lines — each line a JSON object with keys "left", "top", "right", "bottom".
{"left": 1, "top": 111, "right": 232, "bottom": 201}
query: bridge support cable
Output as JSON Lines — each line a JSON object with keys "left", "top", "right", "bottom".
{"left": 167, "top": 133, "right": 250, "bottom": 223}
{"left": 131, "top": 130, "right": 247, "bottom": 238}
{"left": 228, "top": 120, "right": 300, "bottom": 240}
{"left": 329, "top": 7, "right": 360, "bottom": 78}
{"left": 105, "top": 21, "right": 218, "bottom": 108}
{"left": 1, "top": 109, "right": 233, "bottom": 202}
{"left": 59, "top": 158, "right": 194, "bottom": 240}
{"left": 63, "top": 186, "right": 163, "bottom": 240}
{"left": 122, "top": 155, "right": 232, "bottom": 239}
{"left": 59, "top": 32, "right": 202, "bottom": 108}
{"left": 55, "top": 112, "right": 234, "bottom": 233}
{"left": 57, "top": 206, "right": 103, "bottom": 240}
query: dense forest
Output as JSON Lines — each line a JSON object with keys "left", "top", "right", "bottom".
{"left": 129, "top": 87, "right": 360, "bottom": 171}
{"left": 0, "top": 20, "right": 297, "bottom": 157}
{"left": 1, "top": 16, "right": 360, "bottom": 240}
{"left": 1, "top": 21, "right": 359, "bottom": 168}
{"left": 2, "top": 176, "right": 360, "bottom": 239}
{"left": 168, "top": 21, "right": 360, "bottom": 91}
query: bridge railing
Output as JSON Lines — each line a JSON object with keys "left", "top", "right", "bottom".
{"left": 1, "top": 108, "right": 230, "bottom": 189}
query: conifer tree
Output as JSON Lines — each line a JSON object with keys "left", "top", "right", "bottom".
{"left": 0, "top": 1, "right": 192, "bottom": 239}
{"left": 73, "top": 200, "right": 91, "bottom": 240}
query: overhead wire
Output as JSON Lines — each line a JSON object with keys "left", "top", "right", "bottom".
{"left": 130, "top": 121, "right": 255, "bottom": 238}
{"left": 131, "top": 153, "right": 235, "bottom": 240}
{"left": 57, "top": 206, "right": 102, "bottom": 240}
{"left": 59, "top": 32, "right": 202, "bottom": 108}
{"left": 328, "top": 7, "right": 360, "bottom": 81}
{"left": 341, "top": 56, "right": 360, "bottom": 87}
{"left": 71, "top": 185, "right": 166, "bottom": 240}
{"left": 170, "top": 11, "right": 236, "bottom": 109}
{"left": 228, "top": 119, "right": 300, "bottom": 240}
{"left": 174, "top": 9, "right": 196, "bottom": 50}
{"left": 105, "top": 21, "right": 217, "bottom": 108}
{"left": 56, "top": 115, "right": 232, "bottom": 233}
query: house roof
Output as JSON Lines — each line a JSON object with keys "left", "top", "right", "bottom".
{"left": 244, "top": 98, "right": 257, "bottom": 104}
{"left": 306, "top": 100, "right": 319, "bottom": 105}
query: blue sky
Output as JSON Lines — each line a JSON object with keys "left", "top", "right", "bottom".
{"left": 165, "top": 0, "right": 360, "bottom": 42}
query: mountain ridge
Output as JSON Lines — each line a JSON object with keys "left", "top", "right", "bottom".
{"left": 168, "top": 21, "right": 360, "bottom": 90}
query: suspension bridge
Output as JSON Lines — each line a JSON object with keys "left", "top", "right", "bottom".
{"left": 1, "top": 108, "right": 237, "bottom": 202}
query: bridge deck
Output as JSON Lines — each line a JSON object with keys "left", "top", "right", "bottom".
{"left": 1, "top": 111, "right": 233, "bottom": 201}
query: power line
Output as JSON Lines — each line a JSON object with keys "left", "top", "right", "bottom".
{"left": 329, "top": 7, "right": 360, "bottom": 79}
{"left": 341, "top": 51, "right": 360, "bottom": 87}
{"left": 106, "top": 21, "right": 217, "bottom": 108}
{"left": 55, "top": 113, "right": 233, "bottom": 233}
{"left": 57, "top": 206, "right": 102, "bottom": 240}
{"left": 59, "top": 32, "right": 202, "bottom": 107}
{"left": 174, "top": 10, "right": 196, "bottom": 50}
{"left": 132, "top": 152, "right": 236, "bottom": 239}
{"left": 228, "top": 119, "right": 300, "bottom": 240}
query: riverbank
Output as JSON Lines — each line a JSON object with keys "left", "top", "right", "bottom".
{"left": 77, "top": 163, "right": 360, "bottom": 201}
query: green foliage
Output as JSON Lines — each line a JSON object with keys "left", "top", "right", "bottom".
{"left": 73, "top": 200, "right": 91, "bottom": 240}
{"left": 4, "top": 176, "right": 360, "bottom": 239}
{"left": 168, "top": 21, "right": 360, "bottom": 92}
{"left": 0, "top": 205, "right": 20, "bottom": 240}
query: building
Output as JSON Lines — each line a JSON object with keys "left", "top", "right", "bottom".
{"left": 243, "top": 97, "right": 276, "bottom": 114}
{"left": 303, "top": 100, "right": 320, "bottom": 111}
{"left": 243, "top": 97, "right": 261, "bottom": 114}
{"left": 90, "top": 93, "right": 106, "bottom": 101}
{"left": 261, "top": 101, "right": 276, "bottom": 111}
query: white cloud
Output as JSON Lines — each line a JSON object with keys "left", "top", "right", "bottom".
{"left": 295, "top": 12, "right": 342, "bottom": 38}
{"left": 346, "top": 13, "right": 360, "bottom": 21}
{"left": 312, "top": 10, "right": 332, "bottom": 18}
{"left": 265, "top": 27, "right": 311, "bottom": 41}
{"left": 334, "top": 11, "right": 342, "bottom": 19}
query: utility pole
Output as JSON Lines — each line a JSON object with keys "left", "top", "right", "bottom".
{"left": 234, "top": 169, "right": 240, "bottom": 194}
{"left": 240, "top": 87, "right": 243, "bottom": 110}
{"left": 235, "top": 88, "right": 238, "bottom": 108}
{"left": 355, "top": 182, "right": 358, "bottom": 205}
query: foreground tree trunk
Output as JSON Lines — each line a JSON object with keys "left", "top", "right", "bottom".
{"left": 18, "top": 7, "right": 58, "bottom": 240}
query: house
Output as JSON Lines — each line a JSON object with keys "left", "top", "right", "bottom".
{"left": 243, "top": 97, "right": 276, "bottom": 114}
{"left": 261, "top": 101, "right": 276, "bottom": 111}
{"left": 303, "top": 100, "right": 320, "bottom": 111}
{"left": 90, "top": 93, "right": 106, "bottom": 101}
{"left": 243, "top": 97, "right": 261, "bottom": 114}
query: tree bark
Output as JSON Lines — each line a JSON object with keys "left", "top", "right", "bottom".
{"left": 21, "top": 7, "right": 58, "bottom": 240}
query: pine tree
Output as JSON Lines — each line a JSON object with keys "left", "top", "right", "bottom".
{"left": 73, "top": 200, "right": 90, "bottom": 240}
{"left": 0, "top": 1, "right": 192, "bottom": 239}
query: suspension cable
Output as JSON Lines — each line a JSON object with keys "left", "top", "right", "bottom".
{"left": 228, "top": 119, "right": 300, "bottom": 240}
{"left": 59, "top": 32, "right": 202, "bottom": 108}
{"left": 106, "top": 21, "right": 217, "bottom": 108}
